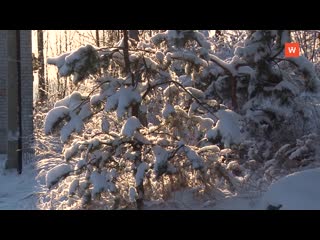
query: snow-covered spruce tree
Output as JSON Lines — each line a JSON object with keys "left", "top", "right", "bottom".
{"left": 232, "top": 31, "right": 320, "bottom": 156}
{"left": 223, "top": 30, "right": 320, "bottom": 173}
{"left": 44, "top": 30, "right": 237, "bottom": 209}
{"left": 44, "top": 30, "right": 320, "bottom": 209}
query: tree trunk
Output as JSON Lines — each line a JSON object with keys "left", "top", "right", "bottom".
{"left": 37, "top": 30, "right": 46, "bottom": 102}
{"left": 95, "top": 30, "right": 100, "bottom": 47}
{"left": 45, "top": 31, "right": 49, "bottom": 96}
{"left": 102, "top": 30, "right": 106, "bottom": 46}
{"left": 123, "top": 30, "right": 132, "bottom": 82}
{"left": 95, "top": 30, "right": 102, "bottom": 76}
{"left": 123, "top": 30, "right": 144, "bottom": 209}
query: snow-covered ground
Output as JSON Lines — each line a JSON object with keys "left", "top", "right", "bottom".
{"left": 144, "top": 189, "right": 262, "bottom": 210}
{"left": 1, "top": 153, "right": 320, "bottom": 210}
{"left": 0, "top": 154, "right": 39, "bottom": 209}
{"left": 0, "top": 154, "right": 67, "bottom": 209}
{"left": 261, "top": 168, "right": 320, "bottom": 210}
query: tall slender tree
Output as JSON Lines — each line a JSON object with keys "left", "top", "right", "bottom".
{"left": 95, "top": 30, "right": 100, "bottom": 47}
{"left": 37, "top": 30, "right": 46, "bottom": 102}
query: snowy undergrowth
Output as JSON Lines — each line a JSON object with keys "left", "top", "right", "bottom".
{"left": 31, "top": 119, "right": 320, "bottom": 210}
{"left": 4, "top": 30, "right": 320, "bottom": 210}
{"left": 38, "top": 30, "right": 320, "bottom": 210}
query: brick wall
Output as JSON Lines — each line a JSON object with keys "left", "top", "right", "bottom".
{"left": 0, "top": 31, "right": 8, "bottom": 153}
{"left": 0, "top": 30, "right": 33, "bottom": 155}
{"left": 20, "top": 31, "right": 34, "bottom": 156}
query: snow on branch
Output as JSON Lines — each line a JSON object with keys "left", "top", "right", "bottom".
{"left": 135, "top": 162, "right": 148, "bottom": 186}
{"left": 46, "top": 164, "right": 72, "bottom": 188}
{"left": 209, "top": 53, "right": 237, "bottom": 76}
{"left": 47, "top": 44, "right": 100, "bottom": 84}
{"left": 44, "top": 106, "right": 69, "bottom": 135}
{"left": 169, "top": 51, "right": 208, "bottom": 67}
{"left": 286, "top": 56, "right": 320, "bottom": 91}
{"left": 206, "top": 109, "right": 243, "bottom": 148}
{"left": 121, "top": 116, "right": 141, "bottom": 137}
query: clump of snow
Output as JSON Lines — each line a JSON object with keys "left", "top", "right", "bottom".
{"left": 174, "top": 105, "right": 189, "bottom": 118}
{"left": 193, "top": 31, "right": 211, "bottom": 49}
{"left": 86, "top": 137, "right": 101, "bottom": 149}
{"left": 116, "top": 87, "right": 141, "bottom": 119}
{"left": 262, "top": 168, "right": 320, "bottom": 210}
{"left": 206, "top": 109, "right": 243, "bottom": 148}
{"left": 90, "top": 171, "right": 107, "bottom": 197}
{"left": 171, "top": 51, "right": 208, "bottom": 67}
{"left": 68, "top": 91, "right": 83, "bottom": 110}
{"left": 289, "top": 146, "right": 308, "bottom": 160}
{"left": 47, "top": 91, "right": 91, "bottom": 142}
{"left": 164, "top": 85, "right": 179, "bottom": 101}
{"left": 105, "top": 92, "right": 120, "bottom": 112}
{"left": 44, "top": 106, "right": 69, "bottom": 134}
{"left": 184, "top": 146, "right": 204, "bottom": 170}
{"left": 185, "top": 87, "right": 205, "bottom": 100}
{"left": 134, "top": 132, "right": 151, "bottom": 144}
{"left": 47, "top": 44, "right": 99, "bottom": 84}
{"left": 60, "top": 116, "right": 84, "bottom": 143}
{"left": 226, "top": 160, "right": 242, "bottom": 172}
{"left": 273, "top": 143, "right": 291, "bottom": 161}
{"left": 121, "top": 116, "right": 141, "bottom": 137}
{"left": 46, "top": 164, "right": 72, "bottom": 188}
{"left": 54, "top": 93, "right": 72, "bottom": 108}
{"left": 237, "top": 65, "right": 255, "bottom": 76}
{"left": 101, "top": 116, "right": 110, "bottom": 133}
{"left": 78, "top": 102, "right": 92, "bottom": 119}
{"left": 198, "top": 145, "right": 220, "bottom": 153}
{"left": 142, "top": 57, "right": 158, "bottom": 71}
{"left": 47, "top": 52, "right": 69, "bottom": 68}
{"left": 234, "top": 31, "right": 273, "bottom": 65}
{"left": 209, "top": 53, "right": 237, "bottom": 76}
{"left": 90, "top": 94, "right": 101, "bottom": 106}
{"left": 153, "top": 146, "right": 169, "bottom": 177}
{"left": 162, "top": 103, "right": 175, "bottom": 119}
{"left": 193, "top": 116, "right": 215, "bottom": 131}
{"left": 69, "top": 179, "right": 79, "bottom": 196}
{"left": 220, "top": 148, "right": 232, "bottom": 156}
{"left": 64, "top": 142, "right": 80, "bottom": 161}
{"left": 290, "top": 56, "right": 320, "bottom": 88}
{"left": 129, "top": 187, "right": 137, "bottom": 202}
{"left": 188, "top": 102, "right": 200, "bottom": 116}
{"left": 75, "top": 159, "right": 86, "bottom": 170}
{"left": 151, "top": 31, "right": 167, "bottom": 46}
{"left": 135, "top": 162, "right": 148, "bottom": 186}
{"left": 178, "top": 75, "right": 192, "bottom": 87}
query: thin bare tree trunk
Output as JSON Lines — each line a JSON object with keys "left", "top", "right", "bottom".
{"left": 123, "top": 30, "right": 144, "bottom": 209}
{"left": 123, "top": 30, "right": 131, "bottom": 79}
{"left": 37, "top": 30, "right": 46, "bottom": 102}
{"left": 102, "top": 30, "right": 106, "bottom": 46}
{"left": 96, "top": 30, "right": 100, "bottom": 47}
{"left": 45, "top": 31, "right": 49, "bottom": 95}
{"left": 57, "top": 31, "right": 62, "bottom": 94}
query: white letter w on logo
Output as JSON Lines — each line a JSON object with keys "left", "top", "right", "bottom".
{"left": 288, "top": 47, "right": 296, "bottom": 53}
